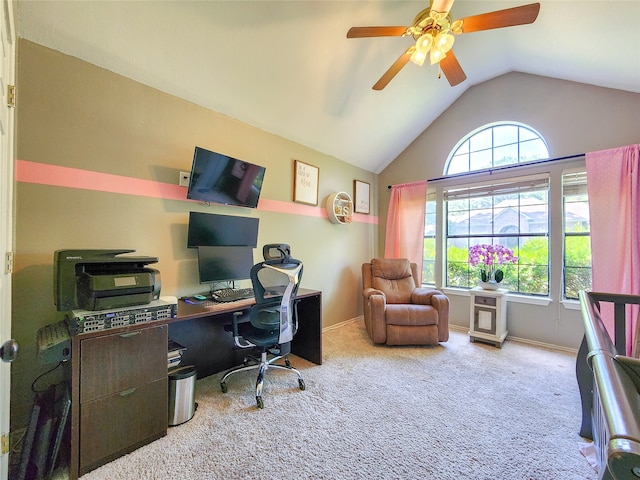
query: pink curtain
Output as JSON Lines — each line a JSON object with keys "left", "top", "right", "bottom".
{"left": 384, "top": 181, "right": 428, "bottom": 280}
{"left": 586, "top": 144, "right": 640, "bottom": 356}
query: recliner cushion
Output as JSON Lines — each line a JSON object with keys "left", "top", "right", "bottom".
{"left": 385, "top": 304, "right": 438, "bottom": 326}
{"left": 371, "top": 258, "right": 415, "bottom": 304}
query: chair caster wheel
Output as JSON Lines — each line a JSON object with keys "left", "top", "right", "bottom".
{"left": 299, "top": 379, "right": 306, "bottom": 391}
{"left": 256, "top": 396, "right": 264, "bottom": 409}
{"left": 221, "top": 382, "right": 227, "bottom": 393}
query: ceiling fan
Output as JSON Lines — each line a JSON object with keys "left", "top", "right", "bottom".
{"left": 346, "top": 0, "right": 540, "bottom": 90}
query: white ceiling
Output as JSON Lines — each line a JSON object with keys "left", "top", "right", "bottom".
{"left": 15, "top": 1, "right": 640, "bottom": 173}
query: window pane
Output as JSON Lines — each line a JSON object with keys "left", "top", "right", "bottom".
{"left": 469, "top": 207, "right": 493, "bottom": 235}
{"left": 470, "top": 128, "right": 492, "bottom": 152}
{"left": 454, "top": 139, "right": 470, "bottom": 155}
{"left": 494, "top": 144, "right": 518, "bottom": 166}
{"left": 493, "top": 125, "right": 518, "bottom": 147}
{"left": 444, "top": 122, "right": 548, "bottom": 176}
{"left": 448, "top": 154, "right": 469, "bottom": 175}
{"left": 469, "top": 149, "right": 492, "bottom": 170}
{"left": 446, "top": 239, "right": 471, "bottom": 288}
{"left": 447, "top": 197, "right": 469, "bottom": 213}
{"left": 423, "top": 237, "right": 436, "bottom": 284}
{"left": 562, "top": 170, "right": 590, "bottom": 299}
{"left": 565, "top": 266, "right": 592, "bottom": 299}
{"left": 516, "top": 235, "right": 549, "bottom": 294}
{"left": 519, "top": 127, "right": 538, "bottom": 141}
{"left": 520, "top": 138, "right": 548, "bottom": 161}
{"left": 564, "top": 196, "right": 590, "bottom": 232}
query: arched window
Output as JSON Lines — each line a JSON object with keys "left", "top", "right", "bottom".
{"left": 440, "top": 122, "right": 551, "bottom": 295}
{"left": 445, "top": 122, "right": 549, "bottom": 175}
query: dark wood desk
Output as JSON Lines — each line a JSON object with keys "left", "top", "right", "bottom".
{"left": 67, "top": 288, "right": 322, "bottom": 479}
{"left": 168, "top": 288, "right": 323, "bottom": 377}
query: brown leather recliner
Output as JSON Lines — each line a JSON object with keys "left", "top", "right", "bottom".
{"left": 362, "top": 258, "right": 449, "bottom": 346}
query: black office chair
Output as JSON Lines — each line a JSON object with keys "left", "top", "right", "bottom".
{"left": 220, "top": 244, "right": 305, "bottom": 409}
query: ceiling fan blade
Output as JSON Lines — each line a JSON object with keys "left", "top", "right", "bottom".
{"left": 347, "top": 26, "right": 407, "bottom": 38}
{"left": 439, "top": 50, "right": 466, "bottom": 86}
{"left": 458, "top": 3, "right": 540, "bottom": 33}
{"left": 372, "top": 49, "right": 412, "bottom": 90}
{"left": 431, "top": 0, "right": 455, "bottom": 14}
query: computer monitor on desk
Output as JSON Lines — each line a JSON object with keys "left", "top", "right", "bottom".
{"left": 197, "top": 246, "right": 254, "bottom": 285}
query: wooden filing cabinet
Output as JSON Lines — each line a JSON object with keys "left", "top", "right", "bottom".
{"left": 469, "top": 287, "right": 508, "bottom": 348}
{"left": 75, "top": 324, "right": 168, "bottom": 477}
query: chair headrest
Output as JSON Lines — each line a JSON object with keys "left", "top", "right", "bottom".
{"left": 263, "top": 244, "right": 291, "bottom": 262}
{"left": 371, "top": 258, "right": 412, "bottom": 280}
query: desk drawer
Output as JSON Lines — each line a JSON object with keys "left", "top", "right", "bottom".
{"left": 79, "top": 377, "right": 167, "bottom": 475}
{"left": 80, "top": 324, "right": 167, "bottom": 402}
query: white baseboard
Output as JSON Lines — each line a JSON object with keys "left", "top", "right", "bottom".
{"left": 322, "top": 316, "right": 362, "bottom": 333}
{"left": 325, "top": 318, "right": 578, "bottom": 354}
{"left": 449, "top": 323, "right": 578, "bottom": 354}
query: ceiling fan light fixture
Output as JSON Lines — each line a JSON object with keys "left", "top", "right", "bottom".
{"left": 430, "top": 47, "right": 447, "bottom": 65}
{"left": 434, "top": 32, "right": 455, "bottom": 52}
{"left": 416, "top": 33, "right": 433, "bottom": 52}
{"left": 410, "top": 46, "right": 427, "bottom": 66}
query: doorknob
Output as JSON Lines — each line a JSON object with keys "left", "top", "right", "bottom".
{"left": 0, "top": 339, "right": 18, "bottom": 363}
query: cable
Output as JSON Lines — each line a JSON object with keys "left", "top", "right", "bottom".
{"left": 30, "top": 361, "right": 65, "bottom": 394}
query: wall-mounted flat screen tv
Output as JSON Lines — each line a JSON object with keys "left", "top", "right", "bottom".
{"left": 187, "top": 146, "right": 266, "bottom": 208}
{"left": 187, "top": 211, "right": 259, "bottom": 248}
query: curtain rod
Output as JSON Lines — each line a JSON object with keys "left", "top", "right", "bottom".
{"left": 387, "top": 153, "right": 585, "bottom": 189}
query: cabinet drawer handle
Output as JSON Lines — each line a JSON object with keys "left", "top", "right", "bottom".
{"left": 119, "top": 331, "right": 140, "bottom": 338}
{"left": 119, "top": 387, "right": 136, "bottom": 397}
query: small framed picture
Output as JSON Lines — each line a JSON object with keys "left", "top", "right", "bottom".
{"left": 354, "top": 180, "right": 370, "bottom": 214}
{"left": 293, "top": 160, "right": 319, "bottom": 205}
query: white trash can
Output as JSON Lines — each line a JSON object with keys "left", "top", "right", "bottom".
{"left": 168, "top": 365, "right": 197, "bottom": 426}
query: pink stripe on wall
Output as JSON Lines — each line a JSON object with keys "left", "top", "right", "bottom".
{"left": 15, "top": 159, "right": 378, "bottom": 224}
{"left": 16, "top": 159, "right": 186, "bottom": 200}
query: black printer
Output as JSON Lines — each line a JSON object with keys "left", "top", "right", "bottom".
{"left": 54, "top": 249, "right": 161, "bottom": 311}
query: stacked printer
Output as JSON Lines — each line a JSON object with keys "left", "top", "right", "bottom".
{"left": 54, "top": 249, "right": 177, "bottom": 335}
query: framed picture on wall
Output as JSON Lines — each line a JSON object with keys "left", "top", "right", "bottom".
{"left": 293, "top": 160, "right": 319, "bottom": 205}
{"left": 354, "top": 180, "right": 370, "bottom": 214}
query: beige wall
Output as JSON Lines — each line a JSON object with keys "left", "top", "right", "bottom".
{"left": 378, "top": 72, "right": 640, "bottom": 349}
{"left": 11, "top": 40, "right": 377, "bottom": 428}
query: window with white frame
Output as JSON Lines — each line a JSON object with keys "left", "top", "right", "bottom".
{"left": 444, "top": 176, "right": 550, "bottom": 295}
{"left": 447, "top": 122, "right": 549, "bottom": 174}
{"left": 436, "top": 121, "right": 553, "bottom": 295}
{"left": 562, "top": 170, "right": 591, "bottom": 299}
{"left": 423, "top": 191, "right": 436, "bottom": 285}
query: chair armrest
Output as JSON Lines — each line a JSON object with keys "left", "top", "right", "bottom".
{"left": 411, "top": 288, "right": 439, "bottom": 305}
{"left": 365, "top": 290, "right": 388, "bottom": 344}
{"left": 364, "top": 287, "right": 386, "bottom": 302}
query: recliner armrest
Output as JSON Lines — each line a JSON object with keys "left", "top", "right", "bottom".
{"left": 411, "top": 288, "right": 441, "bottom": 305}
{"left": 363, "top": 287, "right": 386, "bottom": 302}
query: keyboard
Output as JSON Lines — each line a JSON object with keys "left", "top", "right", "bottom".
{"left": 211, "top": 287, "right": 254, "bottom": 303}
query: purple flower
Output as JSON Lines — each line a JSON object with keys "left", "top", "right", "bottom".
{"left": 468, "top": 244, "right": 518, "bottom": 269}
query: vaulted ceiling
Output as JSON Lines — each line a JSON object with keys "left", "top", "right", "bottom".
{"left": 16, "top": 1, "right": 640, "bottom": 173}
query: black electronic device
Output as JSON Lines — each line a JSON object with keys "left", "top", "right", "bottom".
{"left": 186, "top": 146, "right": 266, "bottom": 208}
{"left": 187, "top": 211, "right": 259, "bottom": 248}
{"left": 54, "top": 249, "right": 161, "bottom": 311}
{"left": 197, "top": 246, "right": 255, "bottom": 284}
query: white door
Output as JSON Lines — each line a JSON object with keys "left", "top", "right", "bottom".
{"left": 0, "top": 1, "right": 15, "bottom": 479}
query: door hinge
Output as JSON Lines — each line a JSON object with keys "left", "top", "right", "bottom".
{"left": 7, "top": 84, "right": 15, "bottom": 108}
{"left": 1, "top": 433, "right": 8, "bottom": 455}
{"left": 5, "top": 251, "right": 13, "bottom": 274}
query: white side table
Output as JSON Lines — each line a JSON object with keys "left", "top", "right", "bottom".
{"left": 469, "top": 287, "right": 508, "bottom": 348}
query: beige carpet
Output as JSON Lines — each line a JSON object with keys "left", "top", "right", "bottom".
{"left": 78, "top": 320, "right": 596, "bottom": 480}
